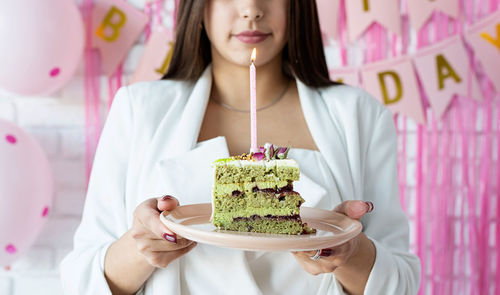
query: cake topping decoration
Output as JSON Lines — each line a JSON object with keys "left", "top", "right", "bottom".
{"left": 251, "top": 143, "right": 290, "bottom": 161}
{"left": 252, "top": 152, "right": 265, "bottom": 161}
{"left": 233, "top": 153, "right": 254, "bottom": 160}
{"left": 212, "top": 143, "right": 291, "bottom": 165}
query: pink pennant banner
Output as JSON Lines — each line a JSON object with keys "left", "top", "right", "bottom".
{"left": 413, "top": 35, "right": 482, "bottom": 119}
{"left": 316, "top": 0, "right": 341, "bottom": 42}
{"left": 464, "top": 10, "right": 500, "bottom": 92}
{"left": 407, "top": 0, "right": 459, "bottom": 32}
{"left": 361, "top": 56, "right": 427, "bottom": 124}
{"left": 344, "top": 0, "right": 401, "bottom": 42}
{"left": 92, "top": 0, "right": 148, "bottom": 76}
{"left": 130, "top": 28, "right": 174, "bottom": 84}
{"left": 329, "top": 67, "right": 360, "bottom": 87}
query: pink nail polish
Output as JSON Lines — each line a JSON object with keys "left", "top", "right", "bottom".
{"left": 365, "top": 201, "right": 374, "bottom": 213}
{"left": 163, "top": 233, "right": 177, "bottom": 243}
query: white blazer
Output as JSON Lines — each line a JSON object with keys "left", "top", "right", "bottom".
{"left": 60, "top": 65, "right": 420, "bottom": 294}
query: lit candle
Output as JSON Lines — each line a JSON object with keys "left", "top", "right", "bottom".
{"left": 250, "top": 48, "right": 257, "bottom": 153}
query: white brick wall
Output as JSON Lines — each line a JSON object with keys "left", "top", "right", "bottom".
{"left": 0, "top": 100, "right": 16, "bottom": 122}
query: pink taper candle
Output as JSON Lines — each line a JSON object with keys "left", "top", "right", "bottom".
{"left": 250, "top": 48, "right": 257, "bottom": 153}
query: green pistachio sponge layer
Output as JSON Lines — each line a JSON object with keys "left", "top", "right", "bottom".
{"left": 213, "top": 160, "right": 300, "bottom": 184}
{"left": 212, "top": 190, "right": 304, "bottom": 224}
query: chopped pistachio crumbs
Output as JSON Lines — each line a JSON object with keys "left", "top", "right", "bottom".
{"left": 213, "top": 143, "right": 291, "bottom": 166}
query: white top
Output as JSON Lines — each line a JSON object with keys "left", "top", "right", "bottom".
{"left": 60, "top": 65, "right": 421, "bottom": 294}
{"left": 242, "top": 147, "right": 345, "bottom": 295}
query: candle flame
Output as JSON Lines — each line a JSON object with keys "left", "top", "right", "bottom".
{"left": 251, "top": 48, "right": 256, "bottom": 63}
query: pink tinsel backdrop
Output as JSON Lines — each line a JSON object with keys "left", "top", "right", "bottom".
{"left": 81, "top": 0, "right": 499, "bottom": 294}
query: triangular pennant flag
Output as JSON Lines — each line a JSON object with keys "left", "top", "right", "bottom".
{"left": 92, "top": 0, "right": 148, "bottom": 76}
{"left": 316, "top": 0, "right": 341, "bottom": 42}
{"left": 407, "top": 0, "right": 459, "bottom": 31}
{"left": 361, "top": 56, "right": 426, "bottom": 125}
{"left": 130, "top": 28, "right": 175, "bottom": 84}
{"left": 345, "top": 0, "right": 401, "bottom": 42}
{"left": 413, "top": 35, "right": 481, "bottom": 119}
{"left": 329, "top": 67, "right": 360, "bottom": 87}
{"left": 464, "top": 10, "right": 500, "bottom": 92}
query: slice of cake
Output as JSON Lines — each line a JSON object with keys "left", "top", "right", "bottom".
{"left": 211, "top": 144, "right": 315, "bottom": 235}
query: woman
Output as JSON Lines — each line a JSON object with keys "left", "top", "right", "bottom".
{"left": 60, "top": 0, "right": 420, "bottom": 294}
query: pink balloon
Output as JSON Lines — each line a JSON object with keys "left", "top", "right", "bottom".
{"left": 0, "top": 0, "right": 84, "bottom": 96}
{"left": 0, "top": 119, "right": 53, "bottom": 267}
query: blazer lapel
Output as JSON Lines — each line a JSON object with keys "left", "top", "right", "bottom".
{"left": 134, "top": 65, "right": 213, "bottom": 203}
{"left": 167, "top": 65, "right": 213, "bottom": 157}
{"left": 156, "top": 136, "right": 229, "bottom": 205}
{"left": 296, "top": 79, "right": 356, "bottom": 202}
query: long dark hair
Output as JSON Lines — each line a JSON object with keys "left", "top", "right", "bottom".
{"left": 161, "top": 0, "right": 339, "bottom": 88}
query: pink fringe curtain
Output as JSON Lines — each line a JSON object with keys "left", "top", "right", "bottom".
{"left": 81, "top": 0, "right": 168, "bottom": 183}
{"left": 82, "top": 0, "right": 499, "bottom": 293}
{"left": 338, "top": 0, "right": 498, "bottom": 293}
{"left": 81, "top": 0, "right": 101, "bottom": 184}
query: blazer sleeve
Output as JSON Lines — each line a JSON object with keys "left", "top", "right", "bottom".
{"left": 361, "top": 108, "right": 421, "bottom": 295}
{"left": 59, "top": 86, "right": 134, "bottom": 294}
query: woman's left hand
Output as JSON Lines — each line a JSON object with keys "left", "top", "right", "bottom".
{"left": 292, "top": 200, "right": 373, "bottom": 275}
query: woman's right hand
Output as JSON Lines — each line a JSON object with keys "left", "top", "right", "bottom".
{"left": 130, "top": 195, "right": 197, "bottom": 268}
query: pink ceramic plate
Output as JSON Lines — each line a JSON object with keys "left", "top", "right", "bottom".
{"left": 160, "top": 203, "right": 362, "bottom": 252}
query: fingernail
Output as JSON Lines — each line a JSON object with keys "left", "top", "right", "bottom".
{"left": 365, "top": 201, "right": 374, "bottom": 213}
{"left": 162, "top": 195, "right": 174, "bottom": 201}
{"left": 163, "top": 233, "right": 177, "bottom": 243}
{"left": 162, "top": 195, "right": 180, "bottom": 206}
{"left": 319, "top": 249, "right": 334, "bottom": 257}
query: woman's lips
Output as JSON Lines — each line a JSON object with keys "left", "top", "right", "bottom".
{"left": 235, "top": 32, "right": 271, "bottom": 44}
